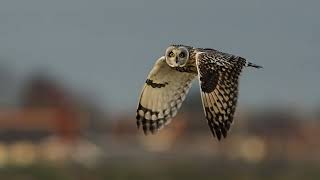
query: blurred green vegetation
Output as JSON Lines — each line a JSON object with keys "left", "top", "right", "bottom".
{"left": 0, "top": 160, "right": 319, "bottom": 180}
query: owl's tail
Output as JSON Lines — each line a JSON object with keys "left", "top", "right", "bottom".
{"left": 246, "top": 62, "right": 263, "bottom": 69}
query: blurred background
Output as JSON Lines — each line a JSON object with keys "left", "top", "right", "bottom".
{"left": 0, "top": 0, "right": 320, "bottom": 179}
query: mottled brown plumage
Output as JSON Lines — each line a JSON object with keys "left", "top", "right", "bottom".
{"left": 136, "top": 44, "right": 262, "bottom": 140}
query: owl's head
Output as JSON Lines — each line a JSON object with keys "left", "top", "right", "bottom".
{"left": 165, "top": 45, "right": 192, "bottom": 67}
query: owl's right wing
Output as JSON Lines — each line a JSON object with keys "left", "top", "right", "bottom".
{"left": 136, "top": 56, "right": 196, "bottom": 134}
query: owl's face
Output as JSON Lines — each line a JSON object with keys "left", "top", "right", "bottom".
{"left": 165, "top": 46, "right": 190, "bottom": 67}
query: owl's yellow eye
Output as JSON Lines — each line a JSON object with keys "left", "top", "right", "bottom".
{"left": 168, "top": 52, "right": 175, "bottom": 57}
{"left": 179, "top": 52, "right": 185, "bottom": 58}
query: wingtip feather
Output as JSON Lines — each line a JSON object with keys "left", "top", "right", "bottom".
{"left": 247, "top": 62, "right": 263, "bottom": 69}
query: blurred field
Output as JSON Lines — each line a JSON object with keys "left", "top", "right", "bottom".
{"left": 0, "top": 159, "right": 319, "bottom": 180}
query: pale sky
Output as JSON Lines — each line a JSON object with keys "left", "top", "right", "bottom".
{"left": 0, "top": 0, "right": 319, "bottom": 112}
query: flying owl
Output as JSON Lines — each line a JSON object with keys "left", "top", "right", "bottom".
{"left": 136, "top": 44, "right": 262, "bottom": 140}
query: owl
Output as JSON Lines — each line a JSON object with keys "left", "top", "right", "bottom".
{"left": 136, "top": 44, "right": 262, "bottom": 140}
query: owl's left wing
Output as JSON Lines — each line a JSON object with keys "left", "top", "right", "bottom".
{"left": 136, "top": 56, "right": 196, "bottom": 135}
{"left": 195, "top": 51, "right": 246, "bottom": 140}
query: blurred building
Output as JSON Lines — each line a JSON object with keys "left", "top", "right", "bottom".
{"left": 0, "top": 73, "right": 106, "bottom": 165}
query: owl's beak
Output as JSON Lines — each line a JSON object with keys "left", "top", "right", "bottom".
{"left": 175, "top": 57, "right": 179, "bottom": 64}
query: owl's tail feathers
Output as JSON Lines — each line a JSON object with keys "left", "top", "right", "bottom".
{"left": 246, "top": 62, "right": 263, "bottom": 69}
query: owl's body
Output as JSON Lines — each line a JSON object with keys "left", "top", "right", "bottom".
{"left": 136, "top": 45, "right": 262, "bottom": 140}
